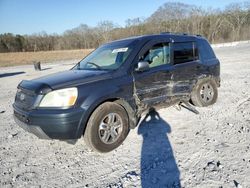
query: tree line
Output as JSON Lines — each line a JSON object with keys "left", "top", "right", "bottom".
{"left": 0, "top": 2, "right": 249, "bottom": 53}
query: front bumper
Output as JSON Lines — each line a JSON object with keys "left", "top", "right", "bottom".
{"left": 13, "top": 104, "right": 85, "bottom": 140}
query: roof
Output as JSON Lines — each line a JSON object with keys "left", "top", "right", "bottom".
{"left": 109, "top": 33, "right": 204, "bottom": 44}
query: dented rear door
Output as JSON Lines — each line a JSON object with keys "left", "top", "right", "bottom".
{"left": 170, "top": 41, "right": 200, "bottom": 99}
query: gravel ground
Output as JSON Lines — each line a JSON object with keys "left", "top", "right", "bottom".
{"left": 0, "top": 44, "right": 249, "bottom": 188}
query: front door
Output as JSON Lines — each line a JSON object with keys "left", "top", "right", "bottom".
{"left": 132, "top": 41, "right": 177, "bottom": 108}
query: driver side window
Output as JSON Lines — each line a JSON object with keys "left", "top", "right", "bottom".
{"left": 140, "top": 43, "right": 170, "bottom": 68}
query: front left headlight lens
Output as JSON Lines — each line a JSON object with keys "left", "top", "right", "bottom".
{"left": 39, "top": 87, "right": 78, "bottom": 107}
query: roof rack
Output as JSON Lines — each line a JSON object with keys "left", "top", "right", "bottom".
{"left": 161, "top": 32, "right": 203, "bottom": 37}
{"left": 160, "top": 32, "right": 171, "bottom": 34}
{"left": 160, "top": 32, "right": 188, "bottom": 36}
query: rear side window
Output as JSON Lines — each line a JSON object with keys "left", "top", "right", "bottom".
{"left": 173, "top": 42, "right": 198, "bottom": 65}
{"left": 198, "top": 39, "right": 216, "bottom": 60}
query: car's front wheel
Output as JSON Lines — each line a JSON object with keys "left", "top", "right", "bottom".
{"left": 84, "top": 102, "right": 129, "bottom": 153}
{"left": 191, "top": 78, "right": 218, "bottom": 107}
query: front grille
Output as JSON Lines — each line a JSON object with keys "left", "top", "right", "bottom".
{"left": 15, "top": 88, "right": 37, "bottom": 110}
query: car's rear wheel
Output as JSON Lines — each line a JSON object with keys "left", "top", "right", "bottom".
{"left": 84, "top": 102, "right": 129, "bottom": 153}
{"left": 191, "top": 78, "right": 218, "bottom": 107}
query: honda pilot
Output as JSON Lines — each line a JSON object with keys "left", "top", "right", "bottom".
{"left": 13, "top": 33, "right": 220, "bottom": 153}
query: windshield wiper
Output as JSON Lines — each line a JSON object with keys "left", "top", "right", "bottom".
{"left": 76, "top": 62, "right": 111, "bottom": 71}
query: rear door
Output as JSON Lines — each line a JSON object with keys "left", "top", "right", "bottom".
{"left": 171, "top": 41, "right": 200, "bottom": 99}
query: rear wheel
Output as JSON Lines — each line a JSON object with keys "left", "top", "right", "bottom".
{"left": 191, "top": 78, "right": 218, "bottom": 107}
{"left": 84, "top": 102, "right": 129, "bottom": 153}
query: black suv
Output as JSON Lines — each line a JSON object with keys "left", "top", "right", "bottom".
{"left": 13, "top": 33, "right": 220, "bottom": 152}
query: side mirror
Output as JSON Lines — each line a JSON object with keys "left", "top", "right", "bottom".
{"left": 135, "top": 61, "right": 149, "bottom": 72}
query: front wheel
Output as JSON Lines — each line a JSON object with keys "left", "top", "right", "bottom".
{"left": 84, "top": 102, "right": 129, "bottom": 153}
{"left": 191, "top": 78, "right": 218, "bottom": 107}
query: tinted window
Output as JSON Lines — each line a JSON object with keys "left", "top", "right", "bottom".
{"left": 198, "top": 39, "right": 216, "bottom": 60}
{"left": 173, "top": 42, "right": 198, "bottom": 64}
{"left": 141, "top": 43, "right": 170, "bottom": 68}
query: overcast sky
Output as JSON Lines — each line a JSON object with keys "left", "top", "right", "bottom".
{"left": 0, "top": 0, "right": 247, "bottom": 35}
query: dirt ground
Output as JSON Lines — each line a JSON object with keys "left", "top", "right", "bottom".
{"left": 0, "top": 43, "right": 249, "bottom": 188}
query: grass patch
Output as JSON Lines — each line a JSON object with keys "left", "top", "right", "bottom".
{"left": 0, "top": 49, "right": 94, "bottom": 67}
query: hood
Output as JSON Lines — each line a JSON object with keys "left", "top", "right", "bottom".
{"left": 19, "top": 70, "right": 112, "bottom": 93}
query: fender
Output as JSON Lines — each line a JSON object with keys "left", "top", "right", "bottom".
{"left": 75, "top": 82, "right": 136, "bottom": 138}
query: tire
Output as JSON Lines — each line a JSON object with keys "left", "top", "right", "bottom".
{"left": 191, "top": 78, "right": 218, "bottom": 107}
{"left": 84, "top": 102, "right": 129, "bottom": 153}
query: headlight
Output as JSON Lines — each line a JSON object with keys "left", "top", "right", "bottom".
{"left": 39, "top": 88, "right": 78, "bottom": 107}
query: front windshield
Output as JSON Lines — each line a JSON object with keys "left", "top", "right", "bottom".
{"left": 76, "top": 41, "right": 135, "bottom": 71}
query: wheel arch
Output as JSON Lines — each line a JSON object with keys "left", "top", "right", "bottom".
{"left": 190, "top": 74, "right": 218, "bottom": 107}
{"left": 191, "top": 74, "right": 218, "bottom": 91}
{"left": 76, "top": 97, "right": 138, "bottom": 138}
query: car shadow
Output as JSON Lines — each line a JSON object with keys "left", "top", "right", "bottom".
{"left": 0, "top": 71, "right": 25, "bottom": 78}
{"left": 138, "top": 108, "right": 181, "bottom": 188}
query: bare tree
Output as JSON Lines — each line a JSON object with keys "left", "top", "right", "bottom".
{"left": 1, "top": 2, "right": 250, "bottom": 53}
